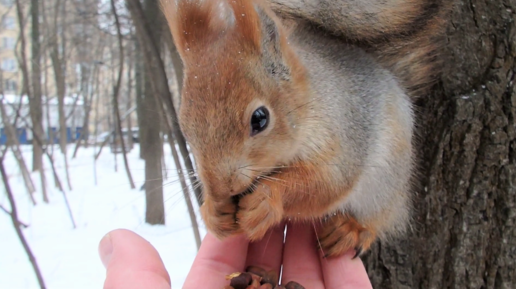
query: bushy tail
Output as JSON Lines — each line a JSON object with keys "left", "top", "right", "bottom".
{"left": 267, "top": 0, "right": 451, "bottom": 97}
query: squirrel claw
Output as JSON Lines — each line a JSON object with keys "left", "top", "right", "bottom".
{"left": 318, "top": 213, "right": 376, "bottom": 258}
{"left": 237, "top": 184, "right": 283, "bottom": 241}
{"left": 353, "top": 246, "right": 363, "bottom": 259}
{"left": 201, "top": 197, "right": 241, "bottom": 239}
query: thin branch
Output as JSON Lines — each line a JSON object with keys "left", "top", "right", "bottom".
{"left": 111, "top": 0, "right": 135, "bottom": 189}
{"left": 0, "top": 160, "right": 46, "bottom": 289}
{"left": 5, "top": 100, "right": 77, "bottom": 229}
{"left": 0, "top": 204, "right": 29, "bottom": 228}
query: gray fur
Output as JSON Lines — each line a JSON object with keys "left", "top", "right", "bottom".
{"left": 289, "top": 25, "right": 414, "bottom": 238}
{"left": 267, "top": 0, "right": 417, "bottom": 40}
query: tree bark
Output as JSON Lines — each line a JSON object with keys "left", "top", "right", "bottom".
{"left": 131, "top": 0, "right": 166, "bottom": 225}
{"left": 134, "top": 37, "right": 145, "bottom": 160}
{"left": 30, "top": 0, "right": 48, "bottom": 203}
{"left": 49, "top": 0, "right": 67, "bottom": 154}
{"left": 143, "top": 72, "right": 165, "bottom": 224}
{"left": 126, "top": 39, "right": 134, "bottom": 149}
{"left": 49, "top": 0, "right": 72, "bottom": 191}
{"left": 29, "top": 0, "right": 45, "bottom": 175}
{"left": 364, "top": 1, "right": 516, "bottom": 288}
{"left": 14, "top": 0, "right": 46, "bottom": 202}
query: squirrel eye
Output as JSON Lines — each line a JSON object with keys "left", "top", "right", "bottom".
{"left": 250, "top": 106, "right": 269, "bottom": 136}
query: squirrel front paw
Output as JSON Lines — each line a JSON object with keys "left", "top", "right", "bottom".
{"left": 318, "top": 213, "right": 376, "bottom": 258}
{"left": 200, "top": 197, "right": 241, "bottom": 239}
{"left": 236, "top": 183, "right": 283, "bottom": 241}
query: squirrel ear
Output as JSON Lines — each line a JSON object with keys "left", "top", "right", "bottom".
{"left": 229, "top": 1, "right": 290, "bottom": 80}
{"left": 254, "top": 5, "right": 290, "bottom": 81}
{"left": 160, "top": 0, "right": 235, "bottom": 63}
{"left": 162, "top": 0, "right": 290, "bottom": 79}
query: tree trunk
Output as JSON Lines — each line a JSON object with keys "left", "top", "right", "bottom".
{"left": 364, "top": 1, "right": 516, "bottom": 288}
{"left": 126, "top": 46, "right": 134, "bottom": 149}
{"left": 49, "top": 0, "right": 72, "bottom": 190}
{"left": 143, "top": 70, "right": 165, "bottom": 225}
{"left": 134, "top": 38, "right": 145, "bottom": 160}
{"left": 111, "top": 0, "right": 135, "bottom": 190}
{"left": 29, "top": 0, "right": 44, "bottom": 174}
{"left": 30, "top": 0, "right": 48, "bottom": 202}
{"left": 137, "top": 0, "right": 165, "bottom": 225}
{"left": 126, "top": 0, "right": 203, "bottom": 206}
{"left": 49, "top": 0, "right": 67, "bottom": 155}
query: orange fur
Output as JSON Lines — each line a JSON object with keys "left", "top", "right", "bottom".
{"left": 161, "top": 0, "right": 229, "bottom": 60}
{"left": 201, "top": 196, "right": 241, "bottom": 238}
{"left": 161, "top": 0, "right": 317, "bottom": 241}
{"left": 161, "top": 0, "right": 415, "bottom": 258}
{"left": 318, "top": 213, "right": 376, "bottom": 257}
{"left": 236, "top": 153, "right": 359, "bottom": 241}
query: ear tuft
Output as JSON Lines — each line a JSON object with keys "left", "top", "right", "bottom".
{"left": 160, "top": 0, "right": 234, "bottom": 60}
{"left": 161, "top": 0, "right": 291, "bottom": 79}
{"left": 255, "top": 5, "right": 290, "bottom": 80}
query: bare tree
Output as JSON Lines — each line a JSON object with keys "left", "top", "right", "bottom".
{"left": 134, "top": 37, "right": 145, "bottom": 160}
{"left": 110, "top": 0, "right": 135, "bottom": 189}
{"left": 30, "top": 0, "right": 48, "bottom": 202}
{"left": 126, "top": 0, "right": 203, "bottom": 208}
{"left": 0, "top": 95, "right": 36, "bottom": 205}
{"left": 0, "top": 159, "right": 46, "bottom": 289}
{"left": 48, "top": 0, "right": 72, "bottom": 190}
{"left": 28, "top": 0, "right": 45, "bottom": 173}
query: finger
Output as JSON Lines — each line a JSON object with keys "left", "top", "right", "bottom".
{"left": 281, "top": 221, "right": 324, "bottom": 289}
{"left": 245, "top": 221, "right": 286, "bottom": 283}
{"left": 183, "top": 233, "right": 249, "bottom": 289}
{"left": 99, "top": 229, "right": 170, "bottom": 289}
{"left": 320, "top": 249, "right": 372, "bottom": 289}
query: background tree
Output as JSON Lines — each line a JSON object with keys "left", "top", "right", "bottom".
{"left": 126, "top": 0, "right": 165, "bottom": 224}
{"left": 29, "top": 0, "right": 44, "bottom": 172}
{"left": 364, "top": 1, "right": 516, "bottom": 288}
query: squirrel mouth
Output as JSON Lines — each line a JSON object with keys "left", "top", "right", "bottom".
{"left": 232, "top": 170, "right": 280, "bottom": 200}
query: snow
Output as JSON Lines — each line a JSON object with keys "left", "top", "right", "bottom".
{"left": 0, "top": 144, "right": 206, "bottom": 289}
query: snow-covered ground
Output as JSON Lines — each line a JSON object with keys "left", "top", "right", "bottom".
{"left": 0, "top": 144, "right": 206, "bottom": 289}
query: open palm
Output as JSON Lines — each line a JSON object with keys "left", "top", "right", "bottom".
{"left": 99, "top": 222, "right": 372, "bottom": 289}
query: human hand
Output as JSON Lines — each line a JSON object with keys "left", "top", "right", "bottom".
{"left": 99, "top": 223, "right": 373, "bottom": 289}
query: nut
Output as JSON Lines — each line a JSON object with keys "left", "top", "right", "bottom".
{"left": 246, "top": 266, "right": 279, "bottom": 285}
{"left": 228, "top": 272, "right": 253, "bottom": 289}
{"left": 284, "top": 281, "right": 305, "bottom": 289}
{"left": 224, "top": 266, "right": 305, "bottom": 289}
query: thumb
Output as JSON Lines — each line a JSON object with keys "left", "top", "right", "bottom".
{"left": 99, "top": 229, "right": 171, "bottom": 289}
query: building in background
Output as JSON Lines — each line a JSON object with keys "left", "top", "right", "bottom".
{"left": 0, "top": 0, "right": 138, "bottom": 146}
{"left": 0, "top": 0, "right": 85, "bottom": 145}
{"left": 0, "top": 0, "right": 21, "bottom": 95}
{"left": 0, "top": 94, "right": 85, "bottom": 145}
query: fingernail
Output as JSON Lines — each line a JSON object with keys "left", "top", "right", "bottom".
{"left": 99, "top": 233, "right": 113, "bottom": 268}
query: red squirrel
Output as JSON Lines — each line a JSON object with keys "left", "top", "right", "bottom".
{"left": 160, "top": 0, "right": 446, "bottom": 257}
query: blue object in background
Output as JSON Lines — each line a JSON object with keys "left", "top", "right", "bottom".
{"left": 48, "top": 127, "right": 59, "bottom": 144}
{"left": 1, "top": 126, "right": 81, "bottom": 145}
{"left": 66, "top": 127, "right": 72, "bottom": 143}
{"left": 75, "top": 127, "right": 83, "bottom": 141}
{"left": 0, "top": 128, "right": 6, "bottom": 145}
{"left": 17, "top": 128, "right": 27, "bottom": 144}
{"left": 0, "top": 127, "right": 28, "bottom": 145}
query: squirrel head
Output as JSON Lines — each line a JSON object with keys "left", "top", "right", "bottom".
{"left": 161, "top": 0, "right": 310, "bottom": 201}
